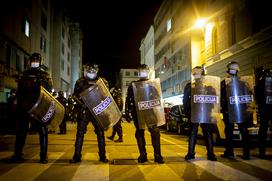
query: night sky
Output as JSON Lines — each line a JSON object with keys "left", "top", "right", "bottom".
{"left": 63, "top": 0, "right": 163, "bottom": 87}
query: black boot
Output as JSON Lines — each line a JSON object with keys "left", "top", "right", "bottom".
{"left": 39, "top": 129, "right": 48, "bottom": 164}
{"left": 70, "top": 136, "right": 84, "bottom": 163}
{"left": 185, "top": 124, "right": 197, "bottom": 161}
{"left": 136, "top": 130, "right": 148, "bottom": 163}
{"left": 150, "top": 127, "right": 164, "bottom": 164}
{"left": 115, "top": 124, "right": 123, "bottom": 143}
{"left": 107, "top": 136, "right": 114, "bottom": 141}
{"left": 97, "top": 132, "right": 108, "bottom": 163}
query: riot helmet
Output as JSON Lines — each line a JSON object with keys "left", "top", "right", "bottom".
{"left": 84, "top": 63, "right": 99, "bottom": 80}
{"left": 192, "top": 66, "right": 203, "bottom": 79}
{"left": 30, "top": 53, "right": 42, "bottom": 68}
{"left": 58, "top": 91, "right": 64, "bottom": 97}
{"left": 227, "top": 61, "right": 240, "bottom": 76}
{"left": 264, "top": 68, "right": 272, "bottom": 77}
{"left": 138, "top": 64, "right": 150, "bottom": 80}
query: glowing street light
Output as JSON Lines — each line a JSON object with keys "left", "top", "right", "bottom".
{"left": 194, "top": 18, "right": 207, "bottom": 29}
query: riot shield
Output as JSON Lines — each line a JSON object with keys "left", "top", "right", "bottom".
{"left": 28, "top": 86, "right": 65, "bottom": 131}
{"left": 265, "top": 77, "right": 272, "bottom": 104}
{"left": 132, "top": 78, "right": 166, "bottom": 129}
{"left": 79, "top": 78, "right": 121, "bottom": 130}
{"left": 225, "top": 76, "right": 254, "bottom": 123}
{"left": 191, "top": 75, "right": 221, "bottom": 124}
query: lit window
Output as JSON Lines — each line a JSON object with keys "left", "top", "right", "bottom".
{"left": 24, "top": 19, "right": 30, "bottom": 37}
{"left": 167, "top": 19, "right": 171, "bottom": 32}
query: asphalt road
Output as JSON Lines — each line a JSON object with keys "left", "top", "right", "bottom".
{"left": 0, "top": 122, "right": 272, "bottom": 181}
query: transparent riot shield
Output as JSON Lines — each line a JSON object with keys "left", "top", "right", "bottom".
{"left": 28, "top": 86, "right": 65, "bottom": 132}
{"left": 265, "top": 77, "right": 272, "bottom": 104}
{"left": 191, "top": 75, "right": 221, "bottom": 124}
{"left": 132, "top": 78, "right": 166, "bottom": 129}
{"left": 79, "top": 78, "right": 121, "bottom": 130}
{"left": 225, "top": 76, "right": 254, "bottom": 123}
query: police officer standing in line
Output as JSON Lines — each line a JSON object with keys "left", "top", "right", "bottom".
{"left": 221, "top": 61, "right": 252, "bottom": 160}
{"left": 107, "top": 87, "right": 124, "bottom": 142}
{"left": 183, "top": 66, "right": 218, "bottom": 161}
{"left": 125, "top": 64, "right": 164, "bottom": 164}
{"left": 11, "top": 53, "right": 53, "bottom": 164}
{"left": 70, "top": 63, "right": 109, "bottom": 163}
{"left": 255, "top": 68, "right": 272, "bottom": 158}
{"left": 57, "top": 91, "right": 68, "bottom": 134}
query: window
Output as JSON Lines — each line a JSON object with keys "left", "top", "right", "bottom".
{"left": 167, "top": 19, "right": 172, "bottom": 32}
{"left": 23, "top": 18, "right": 30, "bottom": 37}
{"left": 41, "top": 11, "right": 47, "bottom": 31}
{"left": 62, "top": 26, "right": 65, "bottom": 39}
{"left": 125, "top": 71, "right": 130, "bottom": 76}
{"left": 62, "top": 43, "right": 64, "bottom": 54}
{"left": 40, "top": 35, "right": 46, "bottom": 53}
{"left": 67, "top": 52, "right": 70, "bottom": 62}
{"left": 61, "top": 59, "right": 64, "bottom": 70}
{"left": 41, "top": 0, "right": 47, "bottom": 10}
{"left": 68, "top": 38, "right": 71, "bottom": 48}
{"left": 230, "top": 15, "right": 236, "bottom": 45}
{"left": 67, "top": 66, "right": 70, "bottom": 76}
{"left": 212, "top": 27, "right": 218, "bottom": 54}
{"left": 134, "top": 71, "right": 138, "bottom": 76}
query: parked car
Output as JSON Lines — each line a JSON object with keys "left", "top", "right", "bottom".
{"left": 166, "top": 105, "right": 189, "bottom": 135}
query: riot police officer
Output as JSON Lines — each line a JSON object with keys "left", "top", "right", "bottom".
{"left": 57, "top": 91, "right": 67, "bottom": 134}
{"left": 184, "top": 66, "right": 218, "bottom": 161}
{"left": 255, "top": 68, "right": 272, "bottom": 158}
{"left": 125, "top": 64, "right": 164, "bottom": 164}
{"left": 70, "top": 63, "right": 109, "bottom": 163}
{"left": 107, "top": 87, "right": 124, "bottom": 142}
{"left": 11, "top": 52, "right": 53, "bottom": 164}
{"left": 221, "top": 61, "right": 253, "bottom": 160}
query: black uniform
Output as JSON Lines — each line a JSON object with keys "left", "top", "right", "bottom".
{"left": 12, "top": 67, "right": 53, "bottom": 163}
{"left": 70, "top": 76, "right": 109, "bottom": 163}
{"left": 183, "top": 79, "right": 217, "bottom": 161}
{"left": 255, "top": 69, "right": 272, "bottom": 158}
{"left": 57, "top": 94, "right": 68, "bottom": 134}
{"left": 125, "top": 80, "right": 164, "bottom": 163}
{"left": 107, "top": 89, "right": 123, "bottom": 142}
{"left": 221, "top": 76, "right": 251, "bottom": 159}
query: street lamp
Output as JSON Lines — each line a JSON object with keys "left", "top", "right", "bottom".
{"left": 194, "top": 18, "right": 207, "bottom": 29}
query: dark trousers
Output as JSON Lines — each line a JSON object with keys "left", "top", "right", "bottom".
{"left": 109, "top": 119, "right": 123, "bottom": 139}
{"left": 14, "top": 109, "right": 48, "bottom": 159}
{"left": 133, "top": 119, "right": 163, "bottom": 159}
{"left": 187, "top": 123, "right": 215, "bottom": 157}
{"left": 223, "top": 120, "right": 249, "bottom": 156}
{"left": 258, "top": 108, "right": 272, "bottom": 156}
{"left": 72, "top": 109, "right": 106, "bottom": 160}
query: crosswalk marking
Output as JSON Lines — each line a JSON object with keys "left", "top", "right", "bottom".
{"left": 71, "top": 153, "right": 109, "bottom": 181}
{"left": 0, "top": 152, "right": 64, "bottom": 181}
{"left": 236, "top": 156, "right": 272, "bottom": 173}
{"left": 178, "top": 154, "right": 262, "bottom": 181}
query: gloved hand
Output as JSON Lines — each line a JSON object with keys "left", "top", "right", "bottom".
{"left": 125, "top": 114, "right": 132, "bottom": 123}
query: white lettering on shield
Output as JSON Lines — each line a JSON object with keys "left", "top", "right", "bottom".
{"left": 266, "top": 96, "right": 272, "bottom": 104}
{"left": 193, "top": 95, "right": 218, "bottom": 103}
{"left": 93, "top": 96, "right": 112, "bottom": 115}
{"left": 138, "top": 99, "right": 161, "bottom": 110}
{"left": 42, "top": 101, "right": 55, "bottom": 123}
{"left": 229, "top": 95, "right": 253, "bottom": 104}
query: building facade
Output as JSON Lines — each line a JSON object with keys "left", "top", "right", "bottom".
{"left": 139, "top": 25, "right": 155, "bottom": 79}
{"left": 0, "top": 0, "right": 83, "bottom": 102}
{"left": 119, "top": 68, "right": 139, "bottom": 111}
